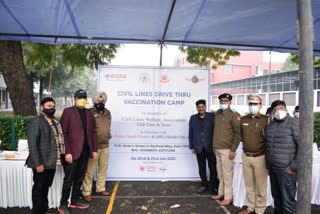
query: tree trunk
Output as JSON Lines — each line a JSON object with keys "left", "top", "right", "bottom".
{"left": 0, "top": 40, "right": 37, "bottom": 116}
{"left": 39, "top": 76, "right": 44, "bottom": 101}
{"left": 64, "top": 95, "right": 68, "bottom": 108}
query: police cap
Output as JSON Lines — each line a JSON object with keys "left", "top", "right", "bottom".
{"left": 218, "top": 93, "right": 232, "bottom": 101}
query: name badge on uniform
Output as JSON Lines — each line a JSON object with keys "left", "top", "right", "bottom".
{"left": 242, "top": 123, "right": 249, "bottom": 126}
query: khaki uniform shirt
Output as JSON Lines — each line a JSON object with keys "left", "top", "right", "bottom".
{"left": 240, "top": 113, "right": 269, "bottom": 153}
{"left": 213, "top": 107, "right": 241, "bottom": 152}
{"left": 90, "top": 107, "right": 112, "bottom": 149}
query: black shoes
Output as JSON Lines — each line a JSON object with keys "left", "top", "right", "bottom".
{"left": 198, "top": 186, "right": 208, "bottom": 193}
{"left": 69, "top": 201, "right": 89, "bottom": 209}
{"left": 58, "top": 205, "right": 70, "bottom": 214}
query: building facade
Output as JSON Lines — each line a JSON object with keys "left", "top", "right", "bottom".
{"left": 177, "top": 51, "right": 283, "bottom": 84}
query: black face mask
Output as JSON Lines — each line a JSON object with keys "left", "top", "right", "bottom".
{"left": 43, "top": 108, "right": 56, "bottom": 117}
{"left": 94, "top": 102, "right": 105, "bottom": 111}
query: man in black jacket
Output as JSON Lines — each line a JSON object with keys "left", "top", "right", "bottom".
{"left": 27, "top": 97, "right": 65, "bottom": 214}
{"left": 264, "top": 100, "right": 299, "bottom": 214}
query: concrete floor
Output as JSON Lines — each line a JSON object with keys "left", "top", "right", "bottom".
{"left": 0, "top": 181, "right": 319, "bottom": 214}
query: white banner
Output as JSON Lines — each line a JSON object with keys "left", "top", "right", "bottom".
{"left": 98, "top": 66, "right": 209, "bottom": 180}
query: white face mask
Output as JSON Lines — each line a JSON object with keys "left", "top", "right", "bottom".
{"left": 274, "top": 110, "right": 287, "bottom": 120}
{"left": 294, "top": 112, "right": 299, "bottom": 118}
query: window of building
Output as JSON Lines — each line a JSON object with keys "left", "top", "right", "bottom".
{"left": 283, "top": 93, "right": 296, "bottom": 106}
{"left": 258, "top": 94, "right": 266, "bottom": 105}
{"left": 263, "top": 69, "right": 268, "bottom": 75}
{"left": 237, "top": 95, "right": 245, "bottom": 105}
{"left": 225, "top": 64, "right": 233, "bottom": 74}
{"left": 317, "top": 91, "right": 320, "bottom": 107}
{"left": 269, "top": 93, "right": 280, "bottom": 106}
{"left": 1, "top": 90, "right": 6, "bottom": 102}
{"left": 212, "top": 96, "right": 218, "bottom": 105}
{"left": 256, "top": 65, "right": 260, "bottom": 74}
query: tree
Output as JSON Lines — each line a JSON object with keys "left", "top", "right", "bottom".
{"left": 0, "top": 41, "right": 37, "bottom": 116}
{"left": 179, "top": 47, "right": 240, "bottom": 69}
{"left": 0, "top": 41, "right": 120, "bottom": 116}
{"left": 289, "top": 53, "right": 320, "bottom": 67}
{"left": 280, "top": 55, "right": 299, "bottom": 72}
{"left": 282, "top": 54, "right": 320, "bottom": 72}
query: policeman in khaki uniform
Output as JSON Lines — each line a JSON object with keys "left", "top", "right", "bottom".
{"left": 239, "top": 94, "right": 269, "bottom": 214}
{"left": 211, "top": 93, "right": 241, "bottom": 206}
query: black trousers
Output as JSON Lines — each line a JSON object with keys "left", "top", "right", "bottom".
{"left": 269, "top": 169, "right": 297, "bottom": 214}
{"left": 196, "top": 148, "right": 219, "bottom": 188}
{"left": 32, "top": 169, "right": 56, "bottom": 214}
{"left": 60, "top": 151, "right": 89, "bottom": 206}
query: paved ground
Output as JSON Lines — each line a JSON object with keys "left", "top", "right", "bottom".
{"left": 0, "top": 181, "right": 319, "bottom": 214}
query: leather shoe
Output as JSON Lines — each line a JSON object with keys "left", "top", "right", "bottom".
{"left": 198, "top": 186, "right": 207, "bottom": 193}
{"left": 211, "top": 188, "right": 218, "bottom": 195}
{"left": 219, "top": 199, "right": 233, "bottom": 206}
{"left": 83, "top": 195, "right": 91, "bottom": 202}
{"left": 211, "top": 195, "right": 224, "bottom": 200}
{"left": 96, "top": 191, "right": 110, "bottom": 196}
{"left": 238, "top": 210, "right": 255, "bottom": 214}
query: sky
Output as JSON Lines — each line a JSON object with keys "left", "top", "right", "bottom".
{"left": 110, "top": 44, "right": 290, "bottom": 66}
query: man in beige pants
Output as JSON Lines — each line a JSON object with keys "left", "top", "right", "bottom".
{"left": 211, "top": 93, "right": 241, "bottom": 206}
{"left": 82, "top": 91, "right": 112, "bottom": 202}
{"left": 239, "top": 94, "right": 269, "bottom": 214}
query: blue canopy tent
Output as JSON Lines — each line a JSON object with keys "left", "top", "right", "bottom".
{"left": 0, "top": 0, "right": 320, "bottom": 55}
{"left": 0, "top": 0, "right": 318, "bottom": 212}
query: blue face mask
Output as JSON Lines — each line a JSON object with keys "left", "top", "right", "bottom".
{"left": 219, "top": 104, "right": 228, "bottom": 110}
{"left": 249, "top": 106, "right": 259, "bottom": 115}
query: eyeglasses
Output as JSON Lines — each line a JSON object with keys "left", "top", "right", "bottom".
{"left": 273, "top": 106, "right": 286, "bottom": 112}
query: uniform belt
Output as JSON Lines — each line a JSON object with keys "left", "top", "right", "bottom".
{"left": 243, "top": 150, "right": 264, "bottom": 157}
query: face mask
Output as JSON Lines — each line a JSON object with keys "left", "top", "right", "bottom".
{"left": 76, "top": 98, "right": 87, "bottom": 108}
{"left": 94, "top": 102, "right": 105, "bottom": 111}
{"left": 43, "top": 108, "right": 55, "bottom": 117}
{"left": 274, "top": 110, "right": 287, "bottom": 120}
{"left": 219, "top": 104, "right": 228, "bottom": 110}
{"left": 249, "top": 106, "right": 259, "bottom": 115}
{"left": 295, "top": 112, "right": 299, "bottom": 118}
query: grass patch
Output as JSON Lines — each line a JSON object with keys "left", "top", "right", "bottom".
{"left": 122, "top": 184, "right": 133, "bottom": 188}
{"left": 119, "top": 199, "right": 132, "bottom": 208}
{"left": 160, "top": 190, "right": 167, "bottom": 196}
{"left": 147, "top": 198, "right": 155, "bottom": 204}
{"left": 186, "top": 203, "right": 196, "bottom": 208}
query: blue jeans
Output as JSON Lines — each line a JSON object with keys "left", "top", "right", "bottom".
{"left": 269, "top": 169, "right": 297, "bottom": 214}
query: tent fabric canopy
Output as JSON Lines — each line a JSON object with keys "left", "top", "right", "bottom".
{"left": 1, "top": 0, "right": 320, "bottom": 54}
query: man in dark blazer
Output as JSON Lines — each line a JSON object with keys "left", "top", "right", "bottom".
{"left": 58, "top": 89, "right": 98, "bottom": 214}
{"left": 189, "top": 99, "right": 219, "bottom": 194}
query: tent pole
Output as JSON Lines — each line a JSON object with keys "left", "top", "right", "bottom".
{"left": 160, "top": 43, "right": 163, "bottom": 66}
{"left": 296, "top": 0, "right": 314, "bottom": 213}
{"left": 159, "top": 0, "right": 176, "bottom": 67}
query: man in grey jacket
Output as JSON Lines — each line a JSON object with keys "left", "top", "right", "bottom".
{"left": 264, "top": 100, "right": 299, "bottom": 214}
{"left": 27, "top": 97, "right": 65, "bottom": 214}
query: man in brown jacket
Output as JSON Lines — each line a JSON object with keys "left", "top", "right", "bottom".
{"left": 211, "top": 93, "right": 241, "bottom": 206}
{"left": 82, "top": 91, "right": 112, "bottom": 201}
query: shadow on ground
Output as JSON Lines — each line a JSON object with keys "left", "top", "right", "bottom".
{"left": 1, "top": 181, "right": 319, "bottom": 214}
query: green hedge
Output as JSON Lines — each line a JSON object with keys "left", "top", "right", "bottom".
{"left": 0, "top": 115, "right": 33, "bottom": 150}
